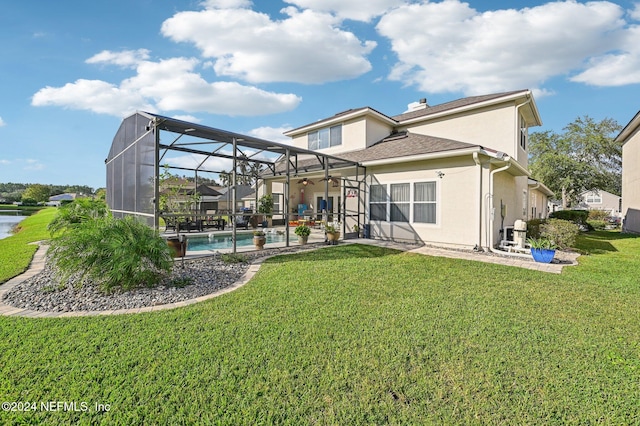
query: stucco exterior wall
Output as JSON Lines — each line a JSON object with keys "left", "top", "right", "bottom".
{"left": 622, "top": 127, "right": 640, "bottom": 233}
{"left": 288, "top": 115, "right": 393, "bottom": 155}
{"left": 398, "top": 103, "right": 530, "bottom": 170}
{"left": 528, "top": 188, "right": 549, "bottom": 219}
{"left": 365, "top": 156, "right": 483, "bottom": 248}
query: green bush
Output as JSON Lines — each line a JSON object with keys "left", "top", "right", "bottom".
{"left": 549, "top": 210, "right": 589, "bottom": 226}
{"left": 540, "top": 218, "right": 580, "bottom": 249}
{"left": 587, "top": 219, "right": 608, "bottom": 231}
{"left": 47, "top": 215, "right": 173, "bottom": 293}
{"left": 48, "top": 198, "right": 110, "bottom": 235}
{"left": 588, "top": 210, "right": 609, "bottom": 221}
{"left": 526, "top": 218, "right": 545, "bottom": 240}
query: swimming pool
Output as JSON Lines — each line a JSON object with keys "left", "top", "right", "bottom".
{"left": 186, "top": 232, "right": 288, "bottom": 251}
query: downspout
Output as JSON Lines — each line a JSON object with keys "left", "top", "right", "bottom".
{"left": 487, "top": 156, "right": 511, "bottom": 252}
{"left": 473, "top": 152, "right": 483, "bottom": 251}
{"left": 529, "top": 182, "right": 540, "bottom": 220}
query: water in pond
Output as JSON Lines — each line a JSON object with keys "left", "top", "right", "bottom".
{"left": 0, "top": 211, "right": 28, "bottom": 240}
{"left": 187, "top": 232, "right": 288, "bottom": 251}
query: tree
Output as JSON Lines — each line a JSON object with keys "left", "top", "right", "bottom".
{"left": 22, "top": 184, "right": 50, "bottom": 203}
{"left": 529, "top": 116, "right": 622, "bottom": 208}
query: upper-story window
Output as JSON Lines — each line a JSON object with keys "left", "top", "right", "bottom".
{"left": 586, "top": 193, "right": 602, "bottom": 204}
{"left": 308, "top": 125, "right": 342, "bottom": 150}
{"left": 519, "top": 115, "right": 527, "bottom": 151}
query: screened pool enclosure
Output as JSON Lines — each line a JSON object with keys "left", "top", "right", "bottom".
{"left": 106, "top": 111, "right": 365, "bottom": 251}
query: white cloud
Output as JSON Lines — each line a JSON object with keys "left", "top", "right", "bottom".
{"left": 0, "top": 116, "right": 5, "bottom": 127}
{"left": 86, "top": 49, "right": 150, "bottom": 68}
{"left": 171, "top": 114, "right": 201, "bottom": 123}
{"left": 247, "top": 126, "right": 293, "bottom": 144}
{"left": 24, "top": 159, "right": 45, "bottom": 171}
{"left": 570, "top": 25, "right": 640, "bottom": 86}
{"left": 165, "top": 154, "right": 232, "bottom": 173}
{"left": 161, "top": 5, "right": 376, "bottom": 84}
{"left": 201, "top": 0, "right": 252, "bottom": 9}
{"left": 32, "top": 79, "right": 154, "bottom": 116}
{"left": 377, "top": 0, "right": 628, "bottom": 95}
{"left": 283, "top": 0, "right": 404, "bottom": 22}
{"left": 0, "top": 159, "right": 10, "bottom": 165}
{"left": 32, "top": 54, "right": 301, "bottom": 117}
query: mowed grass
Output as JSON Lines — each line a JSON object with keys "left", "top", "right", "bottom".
{"left": 0, "top": 227, "right": 639, "bottom": 424}
{"left": 0, "top": 208, "right": 56, "bottom": 283}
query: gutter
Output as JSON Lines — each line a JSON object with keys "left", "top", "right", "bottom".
{"left": 359, "top": 146, "right": 483, "bottom": 167}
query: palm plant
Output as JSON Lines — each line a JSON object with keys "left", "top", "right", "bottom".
{"left": 47, "top": 199, "right": 110, "bottom": 235}
{"left": 47, "top": 215, "right": 173, "bottom": 293}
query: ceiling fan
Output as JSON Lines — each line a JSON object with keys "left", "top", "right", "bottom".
{"left": 320, "top": 176, "right": 340, "bottom": 187}
{"left": 297, "top": 178, "right": 314, "bottom": 186}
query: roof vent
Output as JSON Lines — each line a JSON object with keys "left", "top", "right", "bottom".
{"left": 404, "top": 98, "right": 429, "bottom": 113}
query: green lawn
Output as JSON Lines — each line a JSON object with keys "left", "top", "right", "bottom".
{"left": 1, "top": 227, "right": 639, "bottom": 424}
{"left": 0, "top": 208, "right": 56, "bottom": 283}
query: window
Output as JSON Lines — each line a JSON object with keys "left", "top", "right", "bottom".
{"left": 414, "top": 182, "right": 436, "bottom": 223}
{"left": 369, "top": 181, "right": 437, "bottom": 224}
{"left": 586, "top": 193, "right": 602, "bottom": 204}
{"left": 273, "top": 193, "right": 282, "bottom": 214}
{"left": 390, "top": 184, "right": 410, "bottom": 222}
{"left": 308, "top": 125, "right": 342, "bottom": 150}
{"left": 519, "top": 114, "right": 527, "bottom": 150}
{"left": 369, "top": 184, "right": 387, "bottom": 221}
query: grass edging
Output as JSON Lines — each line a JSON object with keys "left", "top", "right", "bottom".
{"left": 0, "top": 208, "right": 56, "bottom": 284}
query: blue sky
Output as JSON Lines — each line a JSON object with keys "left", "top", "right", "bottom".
{"left": 1, "top": 0, "right": 639, "bottom": 190}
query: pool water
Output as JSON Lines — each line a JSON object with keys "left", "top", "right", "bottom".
{"left": 187, "top": 232, "right": 288, "bottom": 251}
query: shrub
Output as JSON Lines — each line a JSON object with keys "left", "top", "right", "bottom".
{"left": 587, "top": 219, "right": 608, "bottom": 231}
{"left": 526, "top": 219, "right": 545, "bottom": 240}
{"left": 294, "top": 225, "right": 311, "bottom": 237}
{"left": 549, "top": 210, "right": 589, "bottom": 226}
{"left": 48, "top": 199, "right": 110, "bottom": 235}
{"left": 47, "top": 215, "right": 173, "bottom": 293}
{"left": 540, "top": 218, "right": 580, "bottom": 250}
{"left": 221, "top": 253, "right": 248, "bottom": 264}
{"left": 588, "top": 210, "right": 609, "bottom": 221}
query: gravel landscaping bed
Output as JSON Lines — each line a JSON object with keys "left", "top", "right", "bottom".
{"left": 1, "top": 243, "right": 325, "bottom": 313}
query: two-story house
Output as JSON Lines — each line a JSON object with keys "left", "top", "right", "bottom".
{"left": 616, "top": 110, "right": 640, "bottom": 234}
{"left": 262, "top": 89, "right": 552, "bottom": 250}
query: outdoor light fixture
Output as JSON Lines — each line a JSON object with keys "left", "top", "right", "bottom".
{"left": 298, "top": 178, "right": 314, "bottom": 186}
{"left": 436, "top": 171, "right": 445, "bottom": 179}
{"left": 321, "top": 176, "right": 340, "bottom": 187}
{"left": 185, "top": 128, "right": 196, "bottom": 132}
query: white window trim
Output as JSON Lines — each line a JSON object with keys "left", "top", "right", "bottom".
{"left": 368, "top": 179, "right": 439, "bottom": 225}
{"left": 308, "top": 124, "right": 343, "bottom": 150}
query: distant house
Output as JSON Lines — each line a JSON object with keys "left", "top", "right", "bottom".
{"left": 616, "top": 110, "right": 640, "bottom": 234}
{"left": 46, "top": 193, "right": 79, "bottom": 206}
{"left": 576, "top": 189, "right": 622, "bottom": 217}
{"left": 262, "top": 89, "right": 554, "bottom": 249}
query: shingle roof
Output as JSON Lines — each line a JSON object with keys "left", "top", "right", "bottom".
{"left": 337, "top": 131, "right": 479, "bottom": 163}
{"left": 270, "top": 131, "right": 479, "bottom": 174}
{"left": 392, "top": 90, "right": 528, "bottom": 122}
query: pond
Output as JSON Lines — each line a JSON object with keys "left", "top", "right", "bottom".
{"left": 0, "top": 210, "right": 30, "bottom": 240}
